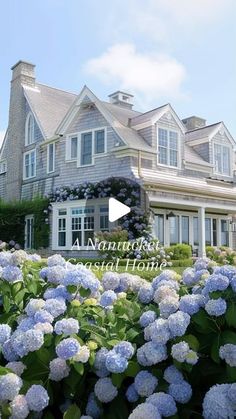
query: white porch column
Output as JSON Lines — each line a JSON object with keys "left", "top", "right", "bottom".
{"left": 198, "top": 207, "right": 206, "bottom": 258}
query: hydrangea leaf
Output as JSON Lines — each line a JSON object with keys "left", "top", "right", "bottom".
{"left": 225, "top": 302, "right": 236, "bottom": 328}
{"left": 63, "top": 403, "right": 81, "bottom": 419}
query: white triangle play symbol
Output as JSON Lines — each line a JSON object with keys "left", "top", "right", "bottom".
{"left": 109, "top": 197, "right": 131, "bottom": 222}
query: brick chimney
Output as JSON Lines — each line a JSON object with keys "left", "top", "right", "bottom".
{"left": 5, "top": 61, "right": 36, "bottom": 200}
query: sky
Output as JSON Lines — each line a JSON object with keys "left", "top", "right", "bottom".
{"left": 0, "top": 0, "right": 236, "bottom": 148}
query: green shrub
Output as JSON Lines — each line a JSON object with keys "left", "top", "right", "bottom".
{"left": 206, "top": 246, "right": 236, "bottom": 265}
{"left": 95, "top": 227, "right": 129, "bottom": 259}
{"left": 165, "top": 243, "right": 192, "bottom": 260}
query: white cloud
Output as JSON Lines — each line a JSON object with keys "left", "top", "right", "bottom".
{"left": 84, "top": 43, "right": 186, "bottom": 107}
{"left": 0, "top": 131, "right": 5, "bottom": 150}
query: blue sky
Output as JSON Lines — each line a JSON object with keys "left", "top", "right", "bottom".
{"left": 0, "top": 0, "right": 236, "bottom": 145}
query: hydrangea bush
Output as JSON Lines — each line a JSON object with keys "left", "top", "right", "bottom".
{"left": 0, "top": 251, "right": 236, "bottom": 417}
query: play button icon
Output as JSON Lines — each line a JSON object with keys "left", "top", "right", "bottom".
{"left": 109, "top": 197, "right": 131, "bottom": 222}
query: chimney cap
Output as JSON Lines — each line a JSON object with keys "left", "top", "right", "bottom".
{"left": 11, "top": 60, "right": 35, "bottom": 71}
{"left": 108, "top": 90, "right": 134, "bottom": 98}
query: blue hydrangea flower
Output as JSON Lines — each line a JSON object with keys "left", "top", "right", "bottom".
{"left": 10, "top": 394, "right": 29, "bottom": 419}
{"left": 152, "top": 271, "right": 178, "bottom": 291}
{"left": 100, "top": 290, "right": 117, "bottom": 307}
{"left": 113, "top": 341, "right": 134, "bottom": 359}
{"left": 205, "top": 298, "right": 227, "bottom": 316}
{"left": 0, "top": 373, "right": 22, "bottom": 401}
{"left": 214, "top": 265, "right": 236, "bottom": 280}
{"left": 5, "top": 361, "right": 25, "bottom": 376}
{"left": 2, "top": 266, "right": 23, "bottom": 283}
{"left": 134, "top": 371, "right": 158, "bottom": 397}
{"left": 25, "top": 384, "right": 49, "bottom": 412}
{"left": 12, "top": 329, "right": 44, "bottom": 357}
{"left": 47, "top": 254, "right": 66, "bottom": 267}
{"left": 94, "top": 377, "right": 118, "bottom": 403}
{"left": 2, "top": 339, "right": 19, "bottom": 362}
{"left": 138, "top": 284, "right": 154, "bottom": 304}
{"left": 34, "top": 322, "right": 53, "bottom": 334}
{"left": 94, "top": 348, "right": 109, "bottom": 377}
{"left": 43, "top": 266, "right": 67, "bottom": 285}
{"left": 168, "top": 311, "right": 190, "bottom": 337}
{"left": 44, "top": 298, "right": 67, "bottom": 318}
{"left": 63, "top": 270, "right": 82, "bottom": 286}
{"left": 146, "top": 392, "right": 177, "bottom": 417}
{"left": 86, "top": 392, "right": 102, "bottom": 418}
{"left": 129, "top": 402, "right": 161, "bottom": 419}
{"left": 179, "top": 295, "right": 201, "bottom": 315}
{"left": 81, "top": 274, "right": 100, "bottom": 293}
{"left": 202, "top": 384, "right": 235, "bottom": 419}
{"left": 171, "top": 341, "right": 190, "bottom": 363}
{"left": 49, "top": 358, "right": 70, "bottom": 381}
{"left": 219, "top": 344, "right": 236, "bottom": 367}
{"left": 56, "top": 338, "right": 80, "bottom": 360}
{"left": 168, "top": 381, "right": 192, "bottom": 404}
{"left": 25, "top": 299, "right": 45, "bottom": 316}
{"left": 137, "top": 342, "right": 167, "bottom": 366}
{"left": 153, "top": 286, "right": 178, "bottom": 305}
{"left": 148, "top": 318, "right": 170, "bottom": 344}
{"left": 159, "top": 296, "right": 179, "bottom": 318}
{"left": 17, "top": 317, "right": 35, "bottom": 332}
{"left": 102, "top": 272, "right": 120, "bottom": 291}
{"left": 139, "top": 311, "right": 157, "bottom": 328}
{"left": 194, "top": 258, "right": 210, "bottom": 271}
{"left": 54, "top": 318, "right": 79, "bottom": 336}
{"left": 126, "top": 383, "right": 139, "bottom": 402}
{"left": 230, "top": 276, "right": 236, "bottom": 292}
{"left": 182, "top": 268, "right": 199, "bottom": 286}
{"left": 0, "top": 324, "right": 11, "bottom": 344}
{"left": 228, "top": 383, "right": 236, "bottom": 404}
{"left": 164, "top": 365, "right": 184, "bottom": 384}
{"left": 203, "top": 273, "right": 229, "bottom": 294}
{"left": 105, "top": 350, "right": 128, "bottom": 373}
{"left": 43, "top": 285, "right": 71, "bottom": 301}
{"left": 34, "top": 309, "right": 54, "bottom": 324}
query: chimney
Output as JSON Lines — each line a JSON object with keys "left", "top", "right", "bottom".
{"left": 11, "top": 60, "right": 35, "bottom": 88}
{"left": 108, "top": 91, "right": 134, "bottom": 109}
{"left": 182, "top": 116, "right": 206, "bottom": 131}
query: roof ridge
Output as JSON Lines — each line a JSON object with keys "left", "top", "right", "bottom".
{"left": 186, "top": 121, "right": 222, "bottom": 133}
{"left": 36, "top": 82, "right": 78, "bottom": 97}
{"left": 131, "top": 103, "right": 170, "bottom": 120}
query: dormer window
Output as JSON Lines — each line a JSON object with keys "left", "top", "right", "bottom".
{"left": 158, "top": 128, "right": 179, "bottom": 168}
{"left": 214, "top": 143, "right": 231, "bottom": 176}
{"left": 25, "top": 112, "right": 35, "bottom": 146}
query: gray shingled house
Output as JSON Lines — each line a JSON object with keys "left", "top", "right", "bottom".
{"left": 0, "top": 61, "right": 236, "bottom": 257}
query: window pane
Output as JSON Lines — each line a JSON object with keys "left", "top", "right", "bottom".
{"left": 159, "top": 147, "right": 167, "bottom": 164}
{"left": 214, "top": 144, "right": 222, "bottom": 173}
{"left": 169, "top": 150, "right": 178, "bottom": 167}
{"left": 212, "top": 219, "right": 217, "bottom": 247}
{"left": 81, "top": 133, "right": 92, "bottom": 165}
{"left": 182, "top": 216, "right": 189, "bottom": 244}
{"left": 95, "top": 130, "right": 105, "bottom": 154}
{"left": 222, "top": 146, "right": 230, "bottom": 175}
{"left": 205, "top": 218, "right": 211, "bottom": 246}
{"left": 221, "top": 220, "right": 229, "bottom": 246}
{"left": 170, "top": 216, "right": 179, "bottom": 245}
{"left": 193, "top": 217, "right": 199, "bottom": 245}
{"left": 71, "top": 137, "right": 78, "bottom": 159}
{"left": 84, "top": 216, "right": 94, "bottom": 246}
{"left": 155, "top": 215, "right": 164, "bottom": 245}
{"left": 100, "top": 215, "right": 109, "bottom": 230}
{"left": 158, "top": 128, "right": 168, "bottom": 147}
{"left": 169, "top": 132, "right": 178, "bottom": 150}
{"left": 58, "top": 218, "right": 66, "bottom": 246}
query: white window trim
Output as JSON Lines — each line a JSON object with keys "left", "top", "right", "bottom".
{"left": 156, "top": 124, "right": 181, "bottom": 169}
{"left": 25, "top": 112, "right": 35, "bottom": 146}
{"left": 65, "top": 127, "right": 107, "bottom": 165}
{"left": 47, "top": 142, "right": 55, "bottom": 174}
{"left": 0, "top": 160, "right": 7, "bottom": 174}
{"left": 23, "top": 149, "right": 36, "bottom": 180}
{"left": 52, "top": 198, "right": 111, "bottom": 250}
{"left": 213, "top": 141, "right": 233, "bottom": 177}
{"left": 152, "top": 209, "right": 232, "bottom": 248}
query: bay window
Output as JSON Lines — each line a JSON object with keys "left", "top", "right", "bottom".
{"left": 23, "top": 149, "right": 36, "bottom": 179}
{"left": 158, "top": 128, "right": 179, "bottom": 167}
{"left": 214, "top": 143, "right": 231, "bottom": 176}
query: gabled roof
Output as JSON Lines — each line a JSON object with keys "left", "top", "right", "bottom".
{"left": 185, "top": 121, "right": 236, "bottom": 147}
{"left": 23, "top": 83, "right": 77, "bottom": 138}
{"left": 184, "top": 144, "right": 212, "bottom": 168}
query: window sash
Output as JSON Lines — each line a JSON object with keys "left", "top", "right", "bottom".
{"left": 24, "top": 150, "right": 36, "bottom": 179}
{"left": 95, "top": 130, "right": 105, "bottom": 154}
{"left": 71, "top": 137, "right": 78, "bottom": 159}
{"left": 26, "top": 114, "right": 35, "bottom": 146}
{"left": 158, "top": 128, "right": 178, "bottom": 167}
{"left": 81, "top": 132, "right": 92, "bottom": 165}
{"left": 214, "top": 143, "right": 230, "bottom": 175}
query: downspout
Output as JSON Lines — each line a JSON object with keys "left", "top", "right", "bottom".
{"left": 138, "top": 150, "right": 142, "bottom": 178}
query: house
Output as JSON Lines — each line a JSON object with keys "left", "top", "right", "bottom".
{"left": 0, "top": 60, "right": 236, "bottom": 257}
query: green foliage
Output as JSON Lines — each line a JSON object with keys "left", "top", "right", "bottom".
{"left": 95, "top": 227, "right": 129, "bottom": 259}
{"left": 206, "top": 246, "right": 236, "bottom": 265}
{"left": 165, "top": 244, "right": 192, "bottom": 260}
{"left": 0, "top": 197, "right": 49, "bottom": 249}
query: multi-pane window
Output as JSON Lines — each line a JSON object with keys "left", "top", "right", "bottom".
{"left": 66, "top": 129, "right": 106, "bottom": 165}
{"left": 169, "top": 216, "right": 180, "bottom": 244}
{"left": 47, "top": 143, "right": 55, "bottom": 173}
{"left": 25, "top": 113, "right": 35, "bottom": 146}
{"left": 221, "top": 220, "right": 229, "bottom": 246}
{"left": 71, "top": 207, "right": 95, "bottom": 247}
{"left": 0, "top": 160, "right": 7, "bottom": 174}
{"left": 182, "top": 216, "right": 189, "bottom": 244}
{"left": 58, "top": 218, "right": 66, "bottom": 247}
{"left": 214, "top": 143, "right": 231, "bottom": 176}
{"left": 158, "top": 128, "right": 178, "bottom": 167}
{"left": 100, "top": 206, "right": 109, "bottom": 231}
{"left": 24, "top": 150, "right": 36, "bottom": 179}
{"left": 81, "top": 132, "right": 93, "bottom": 165}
